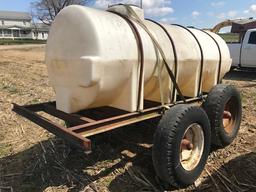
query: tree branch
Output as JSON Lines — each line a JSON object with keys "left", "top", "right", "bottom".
{"left": 31, "top": 0, "right": 88, "bottom": 25}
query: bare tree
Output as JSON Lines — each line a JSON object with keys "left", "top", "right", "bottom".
{"left": 31, "top": 0, "right": 87, "bottom": 25}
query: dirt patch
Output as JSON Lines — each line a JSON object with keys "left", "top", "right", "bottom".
{"left": 0, "top": 48, "right": 255, "bottom": 192}
{"left": 0, "top": 44, "right": 45, "bottom": 51}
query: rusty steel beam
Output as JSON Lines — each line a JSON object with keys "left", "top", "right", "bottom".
{"left": 12, "top": 103, "right": 92, "bottom": 153}
{"left": 71, "top": 114, "right": 96, "bottom": 123}
{"left": 22, "top": 102, "right": 96, "bottom": 125}
{"left": 80, "top": 112, "right": 161, "bottom": 137}
{"left": 43, "top": 103, "right": 89, "bottom": 125}
{"left": 23, "top": 102, "right": 47, "bottom": 112}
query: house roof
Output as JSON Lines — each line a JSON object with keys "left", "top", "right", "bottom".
{"left": 0, "top": 10, "right": 31, "bottom": 21}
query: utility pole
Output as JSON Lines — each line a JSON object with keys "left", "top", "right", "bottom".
{"left": 140, "top": 0, "right": 143, "bottom": 8}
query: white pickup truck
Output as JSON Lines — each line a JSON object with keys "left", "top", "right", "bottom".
{"left": 228, "top": 29, "right": 256, "bottom": 68}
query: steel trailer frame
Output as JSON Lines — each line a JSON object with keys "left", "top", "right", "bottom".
{"left": 12, "top": 14, "right": 215, "bottom": 154}
{"left": 12, "top": 97, "right": 204, "bottom": 153}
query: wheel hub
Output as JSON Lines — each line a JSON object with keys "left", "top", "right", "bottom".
{"left": 223, "top": 98, "right": 237, "bottom": 134}
{"left": 180, "top": 123, "right": 204, "bottom": 171}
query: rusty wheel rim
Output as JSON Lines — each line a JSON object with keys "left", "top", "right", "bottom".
{"left": 223, "top": 97, "right": 237, "bottom": 135}
{"left": 180, "top": 123, "right": 204, "bottom": 171}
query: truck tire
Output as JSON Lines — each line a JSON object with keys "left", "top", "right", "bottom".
{"left": 202, "top": 84, "right": 242, "bottom": 148}
{"left": 152, "top": 105, "right": 211, "bottom": 189}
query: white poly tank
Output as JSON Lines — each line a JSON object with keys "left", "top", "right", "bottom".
{"left": 46, "top": 5, "right": 232, "bottom": 113}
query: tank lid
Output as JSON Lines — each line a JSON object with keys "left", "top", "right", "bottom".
{"left": 107, "top": 4, "right": 144, "bottom": 20}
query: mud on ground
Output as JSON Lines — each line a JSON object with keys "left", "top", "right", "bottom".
{"left": 0, "top": 47, "right": 255, "bottom": 192}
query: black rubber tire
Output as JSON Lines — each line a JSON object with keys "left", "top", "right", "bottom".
{"left": 152, "top": 104, "right": 211, "bottom": 189}
{"left": 202, "top": 84, "right": 242, "bottom": 148}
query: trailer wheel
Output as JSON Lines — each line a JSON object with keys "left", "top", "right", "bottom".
{"left": 152, "top": 105, "right": 211, "bottom": 189}
{"left": 202, "top": 84, "right": 242, "bottom": 148}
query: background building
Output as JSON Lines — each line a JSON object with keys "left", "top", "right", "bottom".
{"left": 33, "top": 23, "right": 49, "bottom": 40}
{"left": 231, "top": 18, "right": 256, "bottom": 33}
{"left": 0, "top": 10, "right": 49, "bottom": 40}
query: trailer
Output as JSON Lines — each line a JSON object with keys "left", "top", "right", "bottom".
{"left": 12, "top": 83, "right": 242, "bottom": 189}
{"left": 12, "top": 4, "right": 242, "bottom": 190}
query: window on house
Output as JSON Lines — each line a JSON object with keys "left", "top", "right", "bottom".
{"left": 248, "top": 32, "right": 256, "bottom": 44}
{"left": 23, "top": 21, "right": 26, "bottom": 25}
{"left": 3, "top": 29, "right": 12, "bottom": 37}
{"left": 1, "top": 20, "right": 4, "bottom": 25}
{"left": 42, "top": 33, "right": 44, "bottom": 38}
{"left": 3, "top": 29, "right": 11, "bottom": 34}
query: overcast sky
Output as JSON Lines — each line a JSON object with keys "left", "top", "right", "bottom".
{"left": 1, "top": 0, "right": 256, "bottom": 30}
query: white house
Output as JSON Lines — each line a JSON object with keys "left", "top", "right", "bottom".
{"left": 33, "top": 23, "right": 49, "bottom": 40}
{"left": 0, "top": 10, "right": 49, "bottom": 40}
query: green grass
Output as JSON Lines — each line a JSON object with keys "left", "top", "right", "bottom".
{"left": 2, "top": 85, "right": 19, "bottom": 94}
{"left": 26, "top": 98, "right": 42, "bottom": 105}
{"left": 0, "top": 83, "right": 21, "bottom": 95}
{"left": 218, "top": 33, "right": 240, "bottom": 43}
{"left": 0, "top": 38, "right": 46, "bottom": 45}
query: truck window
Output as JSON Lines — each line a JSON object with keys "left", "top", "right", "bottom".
{"left": 248, "top": 32, "right": 256, "bottom": 44}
